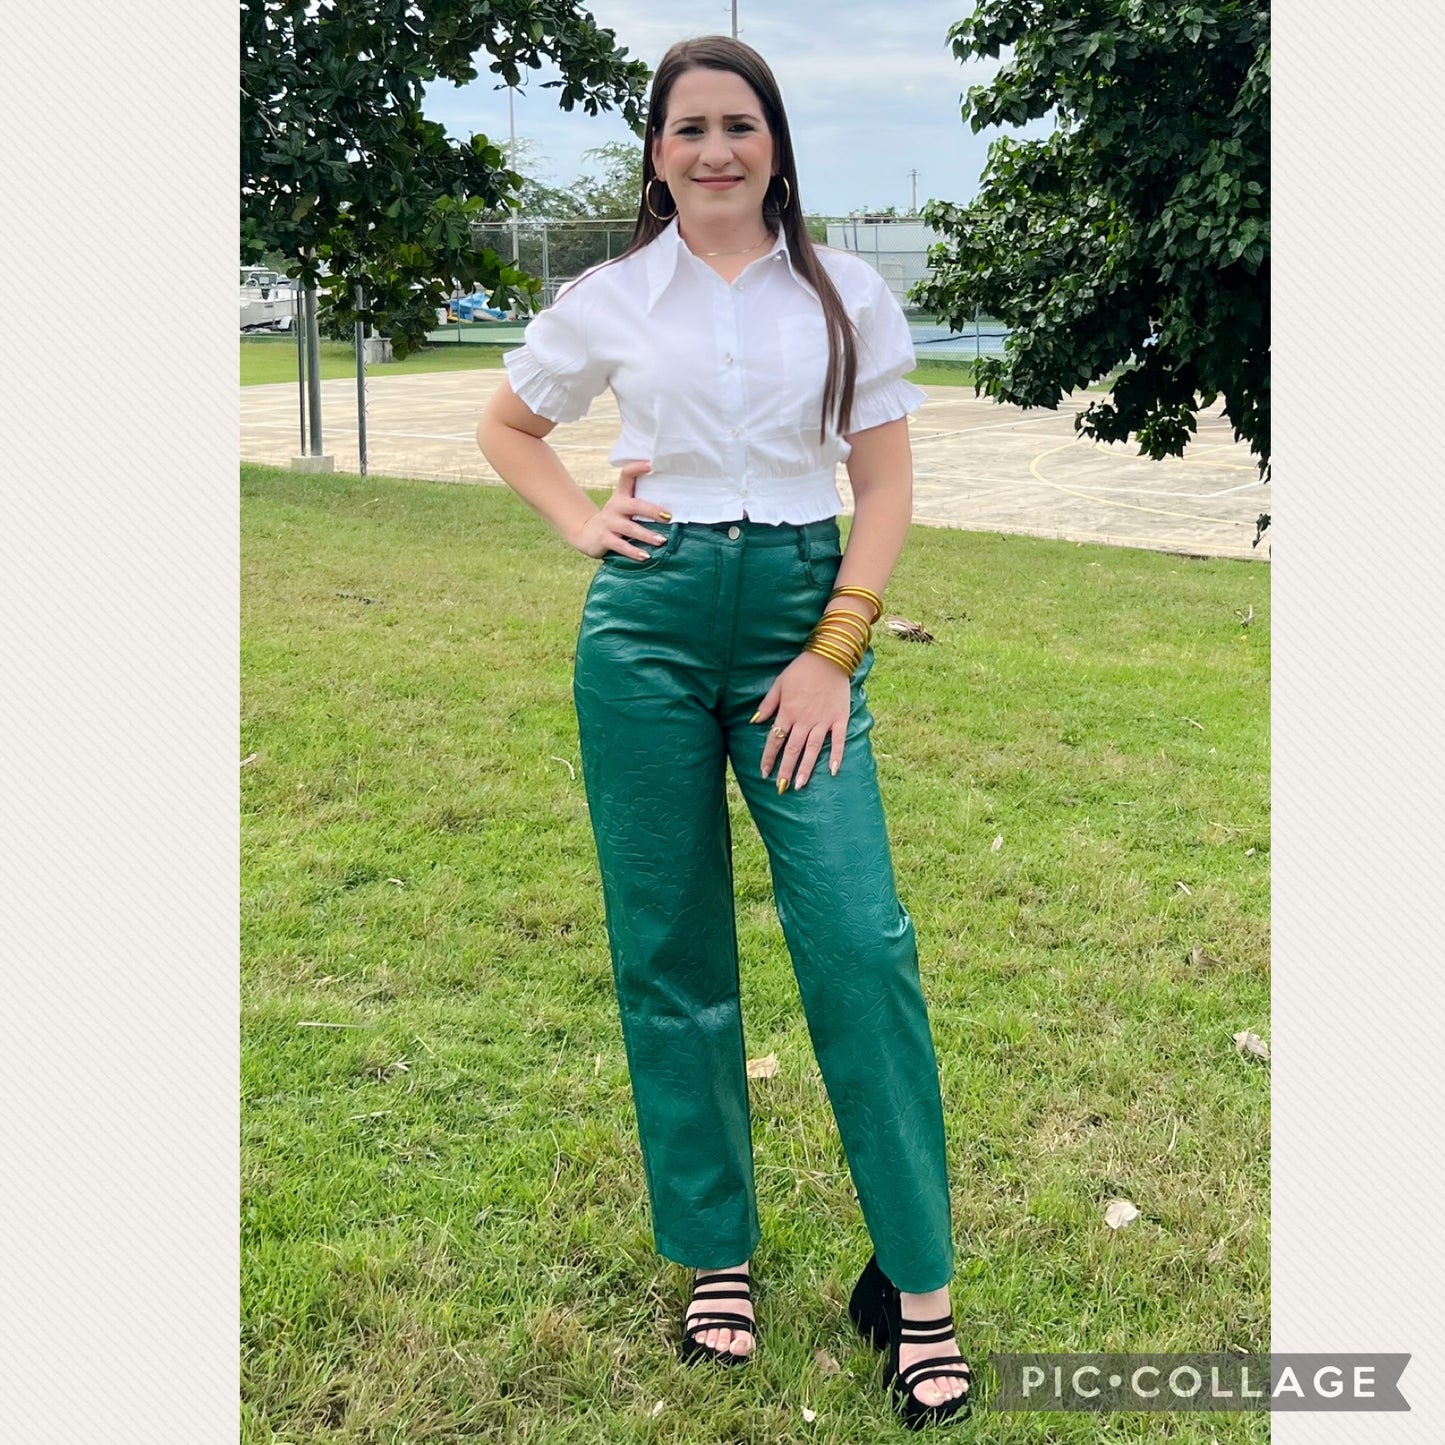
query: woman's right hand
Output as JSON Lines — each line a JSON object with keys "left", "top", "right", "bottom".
{"left": 569, "top": 460, "right": 671, "bottom": 560}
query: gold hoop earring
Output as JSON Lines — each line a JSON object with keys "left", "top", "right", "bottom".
{"left": 771, "top": 175, "right": 792, "bottom": 211}
{"left": 645, "top": 178, "right": 676, "bottom": 221}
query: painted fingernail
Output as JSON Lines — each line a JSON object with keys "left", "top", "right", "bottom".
{"left": 749, "top": 710, "right": 761, "bottom": 724}
{"left": 830, "top": 761, "right": 839, "bottom": 775}
{"left": 777, "top": 777, "right": 789, "bottom": 795}
{"left": 659, "top": 510, "right": 673, "bottom": 521}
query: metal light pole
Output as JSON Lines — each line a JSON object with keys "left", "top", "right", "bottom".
{"left": 508, "top": 86, "right": 519, "bottom": 264}
{"left": 293, "top": 277, "right": 307, "bottom": 454}
{"left": 909, "top": 168, "right": 918, "bottom": 215}
{"left": 289, "top": 249, "right": 333, "bottom": 471}
{"left": 353, "top": 283, "right": 368, "bottom": 476}
{"left": 731, "top": 1, "right": 737, "bottom": 38}
{"left": 304, "top": 275, "right": 323, "bottom": 456}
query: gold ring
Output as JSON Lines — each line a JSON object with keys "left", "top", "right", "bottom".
{"left": 771, "top": 726, "right": 788, "bottom": 739}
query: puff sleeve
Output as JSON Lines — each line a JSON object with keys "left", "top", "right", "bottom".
{"left": 848, "top": 265, "right": 926, "bottom": 434}
{"left": 502, "top": 274, "right": 611, "bottom": 425}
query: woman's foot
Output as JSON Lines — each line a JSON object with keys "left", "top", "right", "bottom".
{"left": 896, "top": 1287, "right": 969, "bottom": 1408}
{"left": 684, "top": 1261, "right": 755, "bottom": 1360}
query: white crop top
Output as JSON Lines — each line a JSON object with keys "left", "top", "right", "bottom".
{"left": 502, "top": 215, "right": 925, "bottom": 525}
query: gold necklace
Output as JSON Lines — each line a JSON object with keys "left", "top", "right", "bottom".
{"left": 696, "top": 235, "right": 772, "bottom": 258}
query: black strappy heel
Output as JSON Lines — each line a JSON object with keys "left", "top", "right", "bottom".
{"left": 678, "top": 1268, "right": 756, "bottom": 1367}
{"left": 847, "top": 1252, "right": 972, "bottom": 1429}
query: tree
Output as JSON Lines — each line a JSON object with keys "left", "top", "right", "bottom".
{"left": 916, "top": 0, "right": 1270, "bottom": 506}
{"left": 471, "top": 140, "right": 644, "bottom": 294}
{"left": 241, "top": 0, "right": 649, "bottom": 354}
{"left": 569, "top": 141, "right": 645, "bottom": 218}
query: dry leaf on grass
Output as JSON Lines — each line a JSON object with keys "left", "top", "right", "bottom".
{"left": 802, "top": 1407, "right": 818, "bottom": 1423}
{"left": 1174, "top": 881, "right": 1193, "bottom": 895}
{"left": 991, "top": 835, "right": 1003, "bottom": 853}
{"left": 1233, "top": 1030, "right": 1270, "bottom": 1061}
{"left": 1104, "top": 1198, "right": 1140, "bottom": 1230}
{"left": 746, "top": 1053, "right": 780, "bottom": 1079}
{"left": 240, "top": 752, "right": 258, "bottom": 768}
{"left": 650, "top": 1399, "right": 664, "bottom": 1418}
{"left": 814, "top": 1348, "right": 841, "bottom": 1375}
{"left": 884, "top": 618, "right": 935, "bottom": 643}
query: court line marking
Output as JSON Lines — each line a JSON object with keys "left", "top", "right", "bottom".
{"left": 242, "top": 424, "right": 1266, "bottom": 502}
{"left": 1026, "top": 442, "right": 1257, "bottom": 526}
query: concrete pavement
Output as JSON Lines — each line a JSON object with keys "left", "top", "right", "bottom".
{"left": 241, "top": 369, "right": 1270, "bottom": 561}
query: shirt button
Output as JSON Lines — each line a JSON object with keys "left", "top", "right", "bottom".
{"left": 727, "top": 525, "right": 741, "bottom": 540}
{"left": 723, "top": 353, "right": 733, "bottom": 365}
{"left": 730, "top": 427, "right": 740, "bottom": 438}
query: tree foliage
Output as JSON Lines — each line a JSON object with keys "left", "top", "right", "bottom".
{"left": 916, "top": 1, "right": 1269, "bottom": 483}
{"left": 240, "top": 0, "right": 649, "bottom": 353}
{"left": 466, "top": 140, "right": 642, "bottom": 297}
{"left": 566, "top": 141, "right": 645, "bottom": 219}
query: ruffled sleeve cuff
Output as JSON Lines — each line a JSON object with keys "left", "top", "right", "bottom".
{"left": 501, "top": 278, "right": 609, "bottom": 425}
{"left": 502, "top": 343, "right": 598, "bottom": 426}
{"left": 846, "top": 264, "right": 926, "bottom": 435}
{"left": 848, "top": 373, "right": 927, "bottom": 434}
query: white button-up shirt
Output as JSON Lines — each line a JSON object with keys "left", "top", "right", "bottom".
{"left": 502, "top": 216, "right": 924, "bottom": 524}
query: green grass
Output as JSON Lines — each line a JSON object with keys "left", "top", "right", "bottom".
{"left": 241, "top": 339, "right": 1119, "bottom": 394}
{"left": 242, "top": 337, "right": 510, "bottom": 387}
{"left": 242, "top": 463, "right": 1270, "bottom": 1443}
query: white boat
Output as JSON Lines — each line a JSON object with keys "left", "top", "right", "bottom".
{"left": 240, "top": 267, "right": 298, "bottom": 331}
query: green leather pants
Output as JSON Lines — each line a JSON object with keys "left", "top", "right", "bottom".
{"left": 572, "top": 515, "right": 953, "bottom": 1294}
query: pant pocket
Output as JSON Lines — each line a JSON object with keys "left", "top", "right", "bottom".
{"left": 800, "top": 526, "right": 844, "bottom": 589}
{"left": 598, "top": 520, "right": 685, "bottom": 573}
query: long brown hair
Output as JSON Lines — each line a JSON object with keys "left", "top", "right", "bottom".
{"left": 622, "top": 36, "right": 858, "bottom": 442}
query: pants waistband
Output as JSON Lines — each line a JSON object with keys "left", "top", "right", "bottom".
{"left": 670, "top": 516, "right": 840, "bottom": 548}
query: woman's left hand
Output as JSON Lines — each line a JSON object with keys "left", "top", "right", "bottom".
{"left": 752, "top": 651, "right": 852, "bottom": 791}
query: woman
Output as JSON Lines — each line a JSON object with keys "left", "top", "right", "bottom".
{"left": 476, "top": 35, "right": 972, "bottom": 1428}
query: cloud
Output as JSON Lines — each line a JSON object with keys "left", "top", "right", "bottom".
{"left": 422, "top": 0, "right": 1043, "bottom": 213}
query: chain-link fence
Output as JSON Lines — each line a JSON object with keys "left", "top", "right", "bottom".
{"left": 470, "top": 218, "right": 640, "bottom": 309}
{"left": 460, "top": 215, "right": 962, "bottom": 314}
{"left": 238, "top": 220, "right": 1009, "bottom": 355}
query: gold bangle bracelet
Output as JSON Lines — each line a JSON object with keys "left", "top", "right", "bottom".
{"left": 819, "top": 610, "right": 872, "bottom": 647}
{"left": 831, "top": 584, "right": 883, "bottom": 612}
{"left": 805, "top": 640, "right": 857, "bottom": 674}
{"left": 815, "top": 614, "right": 870, "bottom": 645}
{"left": 829, "top": 586, "right": 883, "bottom": 625}
{"left": 841, "top": 584, "right": 884, "bottom": 606}
{"left": 806, "top": 628, "right": 861, "bottom": 664}
{"left": 811, "top": 633, "right": 862, "bottom": 666}
{"left": 834, "top": 599, "right": 881, "bottom": 626}
{"left": 811, "top": 631, "right": 866, "bottom": 666}
{"left": 810, "top": 619, "right": 866, "bottom": 653}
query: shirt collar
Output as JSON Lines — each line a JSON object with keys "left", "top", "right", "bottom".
{"left": 643, "top": 215, "right": 805, "bottom": 312}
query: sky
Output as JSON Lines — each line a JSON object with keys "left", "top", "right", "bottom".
{"left": 420, "top": 0, "right": 1053, "bottom": 217}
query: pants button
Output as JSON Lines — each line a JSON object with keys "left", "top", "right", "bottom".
{"left": 727, "top": 524, "right": 741, "bottom": 540}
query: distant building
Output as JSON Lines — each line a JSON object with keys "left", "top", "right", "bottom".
{"left": 825, "top": 217, "right": 942, "bottom": 311}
